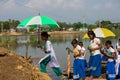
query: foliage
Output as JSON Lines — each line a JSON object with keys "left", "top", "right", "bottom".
{"left": 0, "top": 19, "right": 20, "bottom": 32}
{"left": 0, "top": 19, "right": 120, "bottom": 32}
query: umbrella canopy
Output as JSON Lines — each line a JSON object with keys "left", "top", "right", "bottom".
{"left": 17, "top": 16, "right": 60, "bottom": 29}
{"left": 83, "top": 27, "right": 116, "bottom": 38}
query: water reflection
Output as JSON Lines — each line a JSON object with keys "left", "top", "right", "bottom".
{"left": 0, "top": 34, "right": 119, "bottom": 60}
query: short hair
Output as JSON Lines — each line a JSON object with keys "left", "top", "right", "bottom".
{"left": 41, "top": 31, "right": 50, "bottom": 38}
{"left": 87, "top": 30, "right": 96, "bottom": 37}
{"left": 71, "top": 39, "right": 78, "bottom": 45}
{"left": 119, "top": 38, "right": 120, "bottom": 41}
{"left": 105, "top": 40, "right": 114, "bottom": 48}
{"left": 105, "top": 40, "right": 112, "bottom": 45}
{"left": 79, "top": 42, "right": 83, "bottom": 46}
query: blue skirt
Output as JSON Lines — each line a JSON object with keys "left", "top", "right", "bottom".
{"left": 73, "top": 59, "right": 86, "bottom": 80}
{"left": 88, "top": 54, "right": 101, "bottom": 77}
{"left": 118, "top": 64, "right": 120, "bottom": 77}
{"left": 107, "top": 61, "right": 116, "bottom": 80}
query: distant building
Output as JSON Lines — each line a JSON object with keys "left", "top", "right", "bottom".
{"left": 67, "top": 28, "right": 73, "bottom": 31}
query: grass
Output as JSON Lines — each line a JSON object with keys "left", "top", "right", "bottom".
{"left": 112, "top": 29, "right": 120, "bottom": 38}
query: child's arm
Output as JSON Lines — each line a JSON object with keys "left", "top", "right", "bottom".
{"left": 81, "top": 50, "right": 85, "bottom": 56}
{"left": 106, "top": 53, "right": 115, "bottom": 59}
{"left": 101, "top": 50, "right": 116, "bottom": 59}
{"left": 66, "top": 48, "right": 81, "bottom": 57}
{"left": 39, "top": 47, "right": 51, "bottom": 54}
{"left": 89, "top": 44, "right": 102, "bottom": 51}
{"left": 39, "top": 41, "right": 52, "bottom": 54}
{"left": 66, "top": 47, "right": 73, "bottom": 53}
{"left": 117, "top": 48, "right": 120, "bottom": 52}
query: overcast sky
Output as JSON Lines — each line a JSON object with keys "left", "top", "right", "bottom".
{"left": 0, "top": 0, "right": 120, "bottom": 24}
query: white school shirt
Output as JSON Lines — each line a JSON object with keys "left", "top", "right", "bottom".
{"left": 75, "top": 45, "right": 83, "bottom": 59}
{"left": 89, "top": 38, "right": 101, "bottom": 56}
{"left": 39, "top": 40, "right": 60, "bottom": 68}
{"left": 76, "top": 45, "right": 81, "bottom": 51}
{"left": 106, "top": 47, "right": 115, "bottom": 62}
{"left": 76, "top": 45, "right": 85, "bottom": 59}
{"left": 116, "top": 43, "right": 120, "bottom": 59}
{"left": 115, "top": 43, "right": 120, "bottom": 75}
{"left": 79, "top": 46, "right": 86, "bottom": 59}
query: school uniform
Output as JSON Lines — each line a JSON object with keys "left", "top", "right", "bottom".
{"left": 78, "top": 46, "right": 86, "bottom": 79}
{"left": 88, "top": 38, "right": 102, "bottom": 77}
{"left": 106, "top": 47, "right": 116, "bottom": 80}
{"left": 73, "top": 45, "right": 86, "bottom": 80}
{"left": 115, "top": 43, "right": 120, "bottom": 77}
{"left": 80, "top": 46, "right": 87, "bottom": 70}
{"left": 38, "top": 40, "right": 62, "bottom": 76}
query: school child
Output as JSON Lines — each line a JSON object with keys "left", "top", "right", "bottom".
{"left": 87, "top": 30, "right": 102, "bottom": 80}
{"left": 66, "top": 39, "right": 86, "bottom": 80}
{"left": 79, "top": 42, "right": 87, "bottom": 70}
{"left": 115, "top": 39, "right": 120, "bottom": 77}
{"left": 101, "top": 40, "right": 116, "bottom": 80}
{"left": 38, "top": 32, "right": 64, "bottom": 78}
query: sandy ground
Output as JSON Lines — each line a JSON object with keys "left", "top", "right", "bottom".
{"left": 0, "top": 31, "right": 86, "bottom": 36}
{"left": 0, "top": 47, "right": 51, "bottom": 80}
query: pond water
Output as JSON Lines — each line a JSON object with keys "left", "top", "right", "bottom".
{"left": 0, "top": 33, "right": 119, "bottom": 80}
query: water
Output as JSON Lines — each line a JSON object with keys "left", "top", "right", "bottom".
{"left": 0, "top": 34, "right": 119, "bottom": 80}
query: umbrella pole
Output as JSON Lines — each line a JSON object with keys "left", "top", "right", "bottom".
{"left": 26, "top": 36, "right": 29, "bottom": 58}
{"left": 25, "top": 41, "right": 29, "bottom": 58}
{"left": 37, "top": 25, "right": 41, "bottom": 48}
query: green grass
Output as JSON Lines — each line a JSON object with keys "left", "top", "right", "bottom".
{"left": 112, "top": 29, "right": 120, "bottom": 37}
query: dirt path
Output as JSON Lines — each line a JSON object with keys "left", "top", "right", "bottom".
{"left": 0, "top": 47, "right": 51, "bottom": 80}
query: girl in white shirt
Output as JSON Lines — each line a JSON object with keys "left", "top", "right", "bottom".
{"left": 101, "top": 40, "right": 116, "bottom": 80}
{"left": 38, "top": 32, "right": 63, "bottom": 78}
{"left": 115, "top": 39, "right": 120, "bottom": 78}
{"left": 67, "top": 39, "right": 86, "bottom": 80}
{"left": 87, "top": 30, "right": 102, "bottom": 80}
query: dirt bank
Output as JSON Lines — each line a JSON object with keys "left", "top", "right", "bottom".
{"left": 0, "top": 31, "right": 86, "bottom": 36}
{"left": 0, "top": 47, "right": 51, "bottom": 80}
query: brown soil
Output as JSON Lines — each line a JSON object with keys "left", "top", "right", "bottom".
{"left": 0, "top": 31, "right": 86, "bottom": 36}
{"left": 0, "top": 47, "right": 51, "bottom": 80}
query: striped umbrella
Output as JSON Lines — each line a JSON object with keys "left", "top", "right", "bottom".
{"left": 17, "top": 16, "right": 60, "bottom": 48}
{"left": 17, "top": 16, "right": 60, "bottom": 29}
{"left": 83, "top": 28, "right": 115, "bottom": 38}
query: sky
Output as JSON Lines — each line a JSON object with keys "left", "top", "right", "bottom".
{"left": 0, "top": 0, "right": 120, "bottom": 24}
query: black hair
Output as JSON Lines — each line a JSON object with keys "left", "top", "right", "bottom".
{"left": 71, "top": 39, "right": 78, "bottom": 45}
{"left": 79, "top": 42, "right": 83, "bottom": 46}
{"left": 105, "top": 40, "right": 114, "bottom": 48}
{"left": 119, "top": 38, "right": 120, "bottom": 41}
{"left": 41, "top": 31, "right": 50, "bottom": 38}
{"left": 87, "top": 30, "right": 96, "bottom": 38}
{"left": 106, "top": 40, "right": 112, "bottom": 45}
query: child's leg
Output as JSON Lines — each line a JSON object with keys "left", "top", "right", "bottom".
{"left": 40, "top": 55, "right": 51, "bottom": 73}
{"left": 52, "top": 67, "right": 62, "bottom": 76}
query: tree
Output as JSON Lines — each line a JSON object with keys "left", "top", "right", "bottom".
{"left": 101, "top": 21, "right": 111, "bottom": 27}
{"left": 0, "top": 19, "right": 20, "bottom": 32}
{"left": 72, "top": 22, "right": 82, "bottom": 30}
{"left": 57, "top": 21, "right": 69, "bottom": 30}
